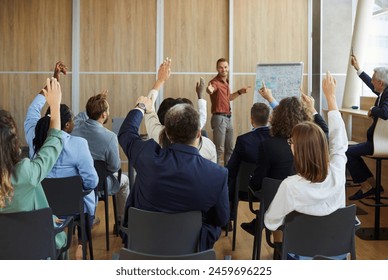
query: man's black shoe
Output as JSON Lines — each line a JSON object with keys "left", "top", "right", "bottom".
{"left": 348, "top": 186, "right": 384, "bottom": 200}
{"left": 240, "top": 219, "right": 256, "bottom": 236}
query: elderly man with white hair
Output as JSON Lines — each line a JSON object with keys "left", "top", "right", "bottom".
{"left": 347, "top": 55, "right": 388, "bottom": 200}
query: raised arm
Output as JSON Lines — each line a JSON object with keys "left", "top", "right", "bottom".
{"left": 196, "top": 77, "right": 207, "bottom": 129}
{"left": 144, "top": 58, "right": 172, "bottom": 141}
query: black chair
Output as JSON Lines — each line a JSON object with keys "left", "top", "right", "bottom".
{"left": 279, "top": 204, "right": 357, "bottom": 260}
{"left": 248, "top": 177, "right": 282, "bottom": 260}
{"left": 227, "top": 161, "right": 256, "bottom": 251}
{"left": 0, "top": 208, "right": 73, "bottom": 260}
{"left": 123, "top": 207, "right": 202, "bottom": 255}
{"left": 42, "top": 176, "right": 94, "bottom": 260}
{"left": 94, "top": 160, "right": 119, "bottom": 251}
{"left": 119, "top": 247, "right": 216, "bottom": 260}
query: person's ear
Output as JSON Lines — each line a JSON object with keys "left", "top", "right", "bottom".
{"left": 196, "top": 129, "right": 201, "bottom": 139}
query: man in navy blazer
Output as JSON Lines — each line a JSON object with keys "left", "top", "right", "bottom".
{"left": 118, "top": 59, "right": 229, "bottom": 251}
{"left": 347, "top": 55, "right": 388, "bottom": 200}
{"left": 226, "top": 102, "right": 271, "bottom": 197}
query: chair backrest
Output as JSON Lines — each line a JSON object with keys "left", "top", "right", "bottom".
{"left": 126, "top": 207, "right": 202, "bottom": 255}
{"left": 112, "top": 117, "right": 125, "bottom": 135}
{"left": 372, "top": 118, "right": 388, "bottom": 157}
{"left": 281, "top": 204, "right": 357, "bottom": 260}
{"left": 261, "top": 177, "right": 283, "bottom": 214}
{"left": 0, "top": 208, "right": 57, "bottom": 260}
{"left": 236, "top": 161, "right": 256, "bottom": 199}
{"left": 94, "top": 160, "right": 108, "bottom": 194}
{"left": 119, "top": 248, "right": 216, "bottom": 260}
{"left": 42, "top": 176, "right": 84, "bottom": 216}
{"left": 260, "top": 177, "right": 282, "bottom": 249}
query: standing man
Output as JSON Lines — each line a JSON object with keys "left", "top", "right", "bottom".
{"left": 347, "top": 55, "right": 388, "bottom": 200}
{"left": 207, "top": 58, "right": 251, "bottom": 165}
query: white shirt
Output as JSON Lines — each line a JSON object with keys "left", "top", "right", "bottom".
{"left": 145, "top": 89, "right": 217, "bottom": 163}
{"left": 264, "top": 110, "right": 348, "bottom": 231}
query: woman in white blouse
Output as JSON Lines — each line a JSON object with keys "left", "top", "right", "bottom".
{"left": 265, "top": 71, "right": 347, "bottom": 233}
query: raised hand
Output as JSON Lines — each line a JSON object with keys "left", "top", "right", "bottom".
{"left": 157, "top": 57, "right": 171, "bottom": 83}
{"left": 53, "top": 61, "right": 67, "bottom": 81}
{"left": 42, "top": 77, "right": 62, "bottom": 130}
{"left": 350, "top": 55, "right": 360, "bottom": 71}
{"left": 258, "top": 85, "right": 274, "bottom": 103}
{"left": 322, "top": 71, "right": 338, "bottom": 111}
{"left": 300, "top": 90, "right": 316, "bottom": 114}
{"left": 196, "top": 77, "right": 205, "bottom": 99}
{"left": 43, "top": 78, "right": 62, "bottom": 108}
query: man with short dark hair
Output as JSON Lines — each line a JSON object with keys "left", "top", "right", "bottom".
{"left": 119, "top": 59, "right": 229, "bottom": 250}
{"left": 226, "top": 102, "right": 271, "bottom": 180}
{"left": 72, "top": 90, "right": 130, "bottom": 228}
{"left": 207, "top": 58, "right": 251, "bottom": 166}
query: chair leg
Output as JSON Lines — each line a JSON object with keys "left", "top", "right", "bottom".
{"left": 85, "top": 214, "right": 94, "bottom": 260}
{"left": 79, "top": 214, "right": 87, "bottom": 260}
{"left": 112, "top": 195, "right": 119, "bottom": 237}
{"left": 232, "top": 205, "right": 238, "bottom": 251}
{"left": 104, "top": 198, "right": 110, "bottom": 251}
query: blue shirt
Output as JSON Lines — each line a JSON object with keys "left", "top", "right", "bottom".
{"left": 24, "top": 94, "right": 98, "bottom": 215}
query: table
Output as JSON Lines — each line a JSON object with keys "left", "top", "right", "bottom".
{"left": 339, "top": 108, "right": 369, "bottom": 140}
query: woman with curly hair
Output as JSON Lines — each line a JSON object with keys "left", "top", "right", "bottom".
{"left": 241, "top": 89, "right": 328, "bottom": 235}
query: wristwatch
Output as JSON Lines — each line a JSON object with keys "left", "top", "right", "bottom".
{"left": 136, "top": 102, "right": 146, "bottom": 112}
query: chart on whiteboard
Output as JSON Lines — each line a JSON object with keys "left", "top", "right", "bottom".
{"left": 253, "top": 63, "right": 303, "bottom": 105}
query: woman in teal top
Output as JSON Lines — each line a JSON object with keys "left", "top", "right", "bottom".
{"left": 0, "top": 77, "right": 65, "bottom": 250}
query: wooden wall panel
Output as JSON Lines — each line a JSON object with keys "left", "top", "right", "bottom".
{"left": 234, "top": 0, "right": 309, "bottom": 72}
{"left": 79, "top": 74, "right": 155, "bottom": 132}
{"left": 0, "top": 0, "right": 72, "bottom": 71}
{"left": 0, "top": 0, "right": 72, "bottom": 146}
{"left": 0, "top": 74, "right": 72, "bottom": 146}
{"left": 164, "top": 0, "right": 229, "bottom": 72}
{"left": 232, "top": 0, "right": 309, "bottom": 138}
{"left": 80, "top": 0, "right": 156, "bottom": 72}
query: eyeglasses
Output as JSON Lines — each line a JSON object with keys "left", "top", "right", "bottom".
{"left": 287, "top": 138, "right": 294, "bottom": 146}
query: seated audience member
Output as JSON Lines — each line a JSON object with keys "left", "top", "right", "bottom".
{"left": 226, "top": 102, "right": 271, "bottom": 182}
{"left": 118, "top": 59, "right": 229, "bottom": 250}
{"left": 347, "top": 55, "right": 388, "bottom": 200}
{"left": 72, "top": 90, "right": 130, "bottom": 230}
{"left": 0, "top": 77, "right": 67, "bottom": 251}
{"left": 241, "top": 87, "right": 328, "bottom": 235}
{"left": 24, "top": 62, "right": 98, "bottom": 259}
{"left": 264, "top": 71, "right": 347, "bottom": 259}
{"left": 144, "top": 69, "right": 217, "bottom": 163}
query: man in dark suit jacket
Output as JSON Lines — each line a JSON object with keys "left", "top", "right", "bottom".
{"left": 226, "top": 102, "right": 270, "bottom": 202}
{"left": 227, "top": 102, "right": 271, "bottom": 179}
{"left": 347, "top": 55, "right": 388, "bottom": 200}
{"left": 118, "top": 59, "right": 229, "bottom": 251}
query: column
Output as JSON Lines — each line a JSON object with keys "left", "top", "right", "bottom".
{"left": 342, "top": 0, "right": 374, "bottom": 108}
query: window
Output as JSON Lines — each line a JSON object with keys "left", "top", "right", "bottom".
{"left": 362, "top": 3, "right": 388, "bottom": 96}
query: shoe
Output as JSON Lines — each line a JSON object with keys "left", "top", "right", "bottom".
{"left": 221, "top": 221, "right": 233, "bottom": 232}
{"left": 240, "top": 219, "right": 256, "bottom": 236}
{"left": 93, "top": 217, "right": 100, "bottom": 225}
{"left": 75, "top": 244, "right": 83, "bottom": 260}
{"left": 92, "top": 217, "right": 100, "bottom": 229}
{"left": 348, "top": 186, "right": 384, "bottom": 200}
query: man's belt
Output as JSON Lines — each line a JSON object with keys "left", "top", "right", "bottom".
{"left": 214, "top": 113, "right": 232, "bottom": 118}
